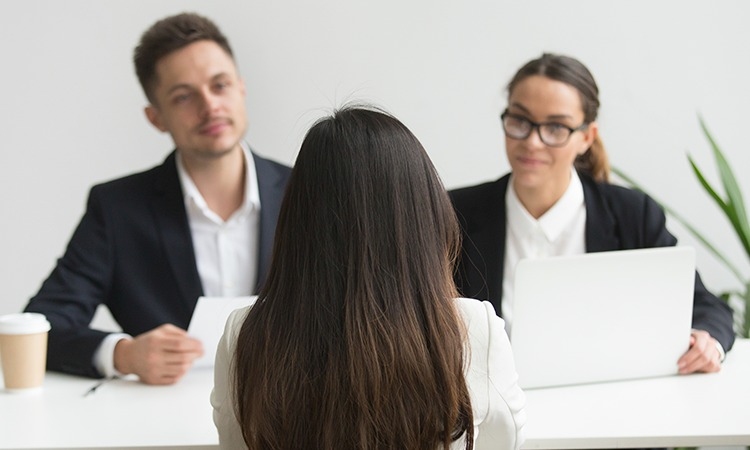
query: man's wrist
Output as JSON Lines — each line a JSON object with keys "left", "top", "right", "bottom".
{"left": 715, "top": 340, "right": 726, "bottom": 363}
{"left": 93, "top": 333, "right": 132, "bottom": 378}
{"left": 112, "top": 338, "right": 133, "bottom": 375}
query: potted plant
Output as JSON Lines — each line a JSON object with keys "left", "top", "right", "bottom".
{"left": 613, "top": 117, "right": 750, "bottom": 338}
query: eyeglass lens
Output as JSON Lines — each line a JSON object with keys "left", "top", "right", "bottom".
{"left": 502, "top": 114, "right": 573, "bottom": 147}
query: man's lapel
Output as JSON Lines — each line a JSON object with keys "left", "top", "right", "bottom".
{"left": 151, "top": 151, "right": 203, "bottom": 314}
{"left": 253, "top": 152, "right": 288, "bottom": 292}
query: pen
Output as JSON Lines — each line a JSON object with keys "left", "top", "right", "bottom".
{"left": 83, "top": 376, "right": 119, "bottom": 397}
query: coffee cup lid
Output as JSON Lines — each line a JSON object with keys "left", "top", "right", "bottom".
{"left": 0, "top": 313, "right": 51, "bottom": 335}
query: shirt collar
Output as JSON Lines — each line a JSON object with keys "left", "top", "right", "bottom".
{"left": 506, "top": 168, "right": 584, "bottom": 243}
{"left": 176, "top": 142, "right": 260, "bottom": 222}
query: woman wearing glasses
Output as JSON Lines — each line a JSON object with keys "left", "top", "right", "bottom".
{"left": 450, "top": 53, "right": 734, "bottom": 373}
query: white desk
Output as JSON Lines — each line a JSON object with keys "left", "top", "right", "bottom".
{"left": 522, "top": 338, "right": 750, "bottom": 449}
{"left": 0, "top": 367, "right": 219, "bottom": 450}
{"left": 2, "top": 341, "right": 749, "bottom": 449}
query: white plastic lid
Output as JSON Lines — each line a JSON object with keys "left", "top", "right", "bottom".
{"left": 0, "top": 313, "right": 51, "bottom": 335}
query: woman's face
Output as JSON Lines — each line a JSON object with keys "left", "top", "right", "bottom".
{"left": 505, "top": 75, "right": 597, "bottom": 199}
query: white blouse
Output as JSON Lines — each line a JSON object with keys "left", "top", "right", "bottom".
{"left": 210, "top": 297, "right": 526, "bottom": 450}
{"left": 503, "top": 169, "right": 587, "bottom": 335}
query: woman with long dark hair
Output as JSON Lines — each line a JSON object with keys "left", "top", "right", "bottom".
{"left": 211, "top": 106, "right": 526, "bottom": 449}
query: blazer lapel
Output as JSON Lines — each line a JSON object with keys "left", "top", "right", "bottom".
{"left": 460, "top": 176, "right": 509, "bottom": 310}
{"left": 253, "top": 152, "right": 288, "bottom": 292}
{"left": 581, "top": 173, "right": 621, "bottom": 252}
{"left": 151, "top": 152, "right": 203, "bottom": 315}
{"left": 482, "top": 176, "right": 509, "bottom": 306}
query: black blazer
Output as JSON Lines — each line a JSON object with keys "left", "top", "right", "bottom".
{"left": 25, "top": 151, "right": 291, "bottom": 378}
{"left": 450, "top": 172, "right": 736, "bottom": 352}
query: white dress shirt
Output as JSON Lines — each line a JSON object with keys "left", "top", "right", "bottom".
{"left": 93, "top": 144, "right": 260, "bottom": 377}
{"left": 176, "top": 143, "right": 260, "bottom": 298}
{"left": 502, "top": 169, "right": 586, "bottom": 336}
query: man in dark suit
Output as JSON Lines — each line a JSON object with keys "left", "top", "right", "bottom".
{"left": 25, "top": 13, "right": 291, "bottom": 385}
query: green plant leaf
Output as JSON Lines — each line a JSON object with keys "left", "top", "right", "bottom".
{"left": 698, "top": 117, "right": 750, "bottom": 257}
{"left": 687, "top": 156, "right": 729, "bottom": 216}
{"left": 688, "top": 154, "right": 750, "bottom": 257}
{"left": 686, "top": 155, "right": 745, "bottom": 248}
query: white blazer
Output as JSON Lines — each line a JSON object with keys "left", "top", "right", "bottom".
{"left": 210, "top": 297, "right": 526, "bottom": 449}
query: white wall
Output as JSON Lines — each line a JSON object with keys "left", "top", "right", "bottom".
{"left": 2, "top": 0, "right": 749, "bottom": 316}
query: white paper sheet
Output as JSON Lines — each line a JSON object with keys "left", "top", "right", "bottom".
{"left": 187, "top": 296, "right": 257, "bottom": 368}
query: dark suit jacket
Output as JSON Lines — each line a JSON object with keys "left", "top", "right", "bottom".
{"left": 449, "top": 172, "right": 736, "bottom": 352}
{"left": 25, "top": 151, "right": 291, "bottom": 378}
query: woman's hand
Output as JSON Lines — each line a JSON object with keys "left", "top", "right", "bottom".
{"left": 677, "top": 329, "right": 723, "bottom": 374}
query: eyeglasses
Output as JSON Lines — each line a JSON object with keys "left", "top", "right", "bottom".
{"left": 500, "top": 110, "right": 588, "bottom": 147}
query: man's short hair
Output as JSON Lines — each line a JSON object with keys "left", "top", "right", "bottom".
{"left": 134, "top": 12, "right": 234, "bottom": 103}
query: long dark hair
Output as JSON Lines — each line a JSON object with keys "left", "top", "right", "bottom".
{"left": 233, "top": 106, "right": 474, "bottom": 449}
{"left": 507, "top": 53, "right": 610, "bottom": 182}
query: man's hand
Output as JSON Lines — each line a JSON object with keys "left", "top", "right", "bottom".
{"left": 113, "top": 324, "right": 204, "bottom": 385}
{"left": 678, "top": 329, "right": 722, "bottom": 374}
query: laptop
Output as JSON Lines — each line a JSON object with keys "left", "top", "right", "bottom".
{"left": 510, "top": 246, "right": 695, "bottom": 389}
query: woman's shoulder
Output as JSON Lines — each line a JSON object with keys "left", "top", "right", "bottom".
{"left": 222, "top": 300, "right": 258, "bottom": 338}
{"left": 582, "top": 174, "right": 661, "bottom": 213}
{"left": 599, "top": 180, "right": 647, "bottom": 200}
{"left": 454, "top": 298, "right": 505, "bottom": 334}
{"left": 227, "top": 304, "right": 253, "bottom": 325}
{"left": 455, "top": 296, "right": 488, "bottom": 315}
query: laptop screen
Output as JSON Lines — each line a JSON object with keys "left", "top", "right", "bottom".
{"left": 510, "top": 246, "right": 695, "bottom": 389}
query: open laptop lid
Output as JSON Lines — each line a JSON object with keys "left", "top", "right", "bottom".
{"left": 510, "top": 246, "right": 695, "bottom": 389}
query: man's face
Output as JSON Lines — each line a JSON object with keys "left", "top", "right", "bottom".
{"left": 145, "top": 40, "right": 248, "bottom": 165}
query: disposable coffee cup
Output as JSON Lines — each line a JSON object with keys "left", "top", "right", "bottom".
{"left": 0, "top": 313, "right": 51, "bottom": 393}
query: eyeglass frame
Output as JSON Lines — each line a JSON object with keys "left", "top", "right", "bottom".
{"left": 500, "top": 109, "right": 589, "bottom": 147}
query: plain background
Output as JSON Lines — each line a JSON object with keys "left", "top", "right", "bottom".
{"left": 2, "top": 1, "right": 749, "bottom": 326}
